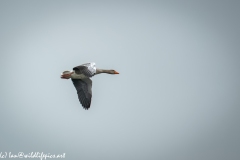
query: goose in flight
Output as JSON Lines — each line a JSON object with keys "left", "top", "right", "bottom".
{"left": 61, "top": 62, "right": 119, "bottom": 110}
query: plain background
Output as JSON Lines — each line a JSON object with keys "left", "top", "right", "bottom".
{"left": 0, "top": 0, "right": 239, "bottom": 160}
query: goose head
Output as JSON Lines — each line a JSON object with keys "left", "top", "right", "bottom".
{"left": 109, "top": 70, "right": 119, "bottom": 74}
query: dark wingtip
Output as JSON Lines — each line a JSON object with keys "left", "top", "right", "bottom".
{"left": 82, "top": 105, "right": 90, "bottom": 110}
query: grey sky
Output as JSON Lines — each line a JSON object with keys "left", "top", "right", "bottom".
{"left": 0, "top": 0, "right": 240, "bottom": 160}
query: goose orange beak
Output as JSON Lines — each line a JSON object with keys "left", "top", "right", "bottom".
{"left": 114, "top": 71, "right": 119, "bottom": 74}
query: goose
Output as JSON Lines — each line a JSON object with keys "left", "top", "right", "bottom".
{"left": 61, "top": 62, "right": 119, "bottom": 110}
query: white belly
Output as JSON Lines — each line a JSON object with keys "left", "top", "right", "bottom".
{"left": 71, "top": 73, "right": 88, "bottom": 79}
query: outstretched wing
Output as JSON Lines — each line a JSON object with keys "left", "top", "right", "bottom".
{"left": 73, "top": 62, "right": 96, "bottom": 77}
{"left": 72, "top": 78, "right": 92, "bottom": 110}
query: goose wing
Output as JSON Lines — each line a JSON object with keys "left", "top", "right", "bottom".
{"left": 73, "top": 62, "right": 96, "bottom": 77}
{"left": 72, "top": 78, "right": 92, "bottom": 110}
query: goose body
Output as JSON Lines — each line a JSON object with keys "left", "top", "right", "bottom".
{"left": 61, "top": 62, "right": 119, "bottom": 110}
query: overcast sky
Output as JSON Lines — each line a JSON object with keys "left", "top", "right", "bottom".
{"left": 0, "top": 0, "right": 240, "bottom": 160}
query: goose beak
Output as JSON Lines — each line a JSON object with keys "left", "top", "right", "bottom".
{"left": 114, "top": 71, "right": 119, "bottom": 74}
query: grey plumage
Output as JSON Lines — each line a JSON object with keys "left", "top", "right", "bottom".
{"left": 62, "top": 62, "right": 118, "bottom": 110}
{"left": 72, "top": 78, "right": 92, "bottom": 110}
{"left": 73, "top": 63, "right": 96, "bottom": 77}
{"left": 71, "top": 63, "right": 95, "bottom": 109}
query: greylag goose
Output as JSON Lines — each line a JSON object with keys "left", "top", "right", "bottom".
{"left": 61, "top": 62, "right": 119, "bottom": 110}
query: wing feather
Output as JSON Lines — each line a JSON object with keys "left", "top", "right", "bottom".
{"left": 73, "top": 62, "right": 96, "bottom": 77}
{"left": 72, "top": 78, "right": 92, "bottom": 109}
